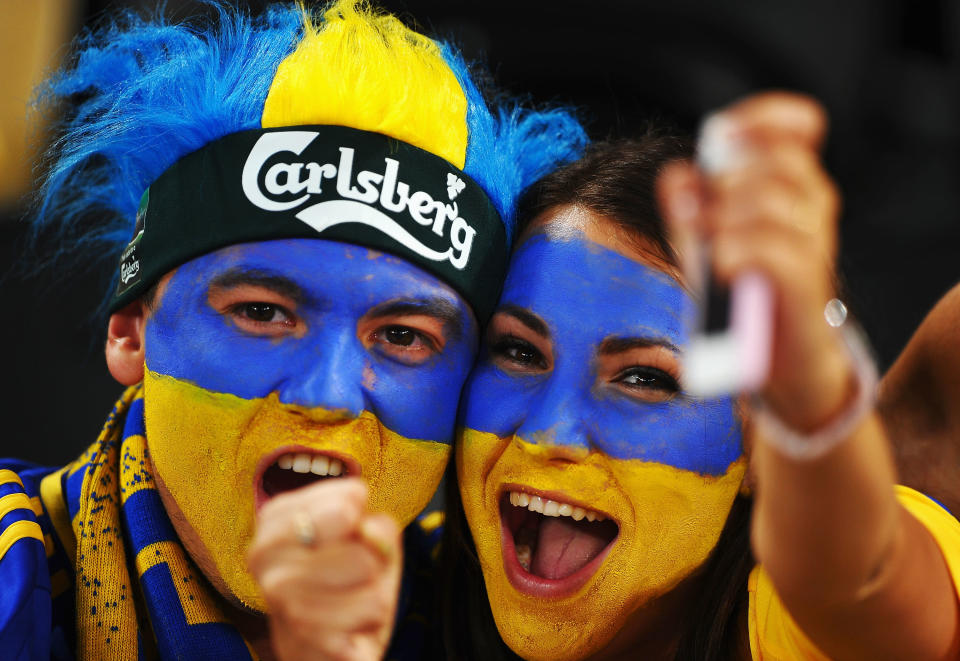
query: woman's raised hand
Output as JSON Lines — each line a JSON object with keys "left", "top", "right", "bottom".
{"left": 659, "top": 91, "right": 850, "bottom": 430}
{"left": 247, "top": 479, "right": 401, "bottom": 661}
{"left": 660, "top": 91, "right": 960, "bottom": 661}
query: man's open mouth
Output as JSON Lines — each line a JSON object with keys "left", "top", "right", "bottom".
{"left": 257, "top": 450, "right": 358, "bottom": 506}
{"left": 499, "top": 488, "right": 619, "bottom": 598}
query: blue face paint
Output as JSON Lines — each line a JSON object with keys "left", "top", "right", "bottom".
{"left": 460, "top": 231, "right": 741, "bottom": 475}
{"left": 146, "top": 238, "right": 477, "bottom": 443}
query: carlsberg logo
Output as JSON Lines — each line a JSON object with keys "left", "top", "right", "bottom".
{"left": 242, "top": 131, "right": 477, "bottom": 270}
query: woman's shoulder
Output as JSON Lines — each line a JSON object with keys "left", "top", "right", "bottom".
{"left": 747, "top": 485, "right": 960, "bottom": 660}
{"left": 893, "top": 485, "right": 960, "bottom": 587}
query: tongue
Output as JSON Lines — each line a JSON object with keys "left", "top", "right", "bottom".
{"left": 531, "top": 515, "right": 610, "bottom": 580}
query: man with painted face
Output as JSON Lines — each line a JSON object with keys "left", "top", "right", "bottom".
{"left": 0, "top": 2, "right": 585, "bottom": 659}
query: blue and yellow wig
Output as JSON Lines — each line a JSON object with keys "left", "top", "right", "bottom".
{"left": 34, "top": 0, "right": 587, "bottom": 297}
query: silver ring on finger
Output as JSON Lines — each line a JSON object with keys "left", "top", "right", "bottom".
{"left": 293, "top": 511, "right": 317, "bottom": 548}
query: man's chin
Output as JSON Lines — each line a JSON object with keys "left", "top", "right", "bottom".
{"left": 154, "top": 468, "right": 266, "bottom": 611}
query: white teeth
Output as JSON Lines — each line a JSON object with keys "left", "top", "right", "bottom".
{"left": 310, "top": 455, "right": 329, "bottom": 476}
{"left": 292, "top": 453, "right": 312, "bottom": 473}
{"left": 274, "top": 453, "right": 347, "bottom": 477}
{"left": 507, "top": 490, "right": 608, "bottom": 524}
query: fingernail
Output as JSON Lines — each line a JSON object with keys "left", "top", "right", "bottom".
{"left": 698, "top": 113, "right": 747, "bottom": 175}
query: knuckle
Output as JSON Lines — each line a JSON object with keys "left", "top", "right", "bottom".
{"left": 356, "top": 546, "right": 380, "bottom": 575}
{"left": 259, "top": 567, "right": 295, "bottom": 601}
{"left": 313, "top": 631, "right": 353, "bottom": 661}
{"left": 365, "top": 589, "right": 392, "bottom": 624}
{"left": 756, "top": 189, "right": 788, "bottom": 218}
{"left": 288, "top": 610, "right": 322, "bottom": 641}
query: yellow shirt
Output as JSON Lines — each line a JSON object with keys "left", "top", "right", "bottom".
{"left": 748, "top": 486, "right": 960, "bottom": 660}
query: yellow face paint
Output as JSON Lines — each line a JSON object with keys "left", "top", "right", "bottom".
{"left": 457, "top": 428, "right": 745, "bottom": 661}
{"left": 144, "top": 369, "right": 449, "bottom": 611}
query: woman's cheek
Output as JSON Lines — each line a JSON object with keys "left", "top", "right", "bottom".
{"left": 459, "top": 365, "right": 542, "bottom": 437}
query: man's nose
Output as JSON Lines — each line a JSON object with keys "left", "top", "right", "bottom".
{"left": 278, "top": 331, "right": 366, "bottom": 417}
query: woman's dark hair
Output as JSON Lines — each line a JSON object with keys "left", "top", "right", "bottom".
{"left": 436, "top": 130, "right": 756, "bottom": 660}
{"left": 515, "top": 128, "right": 684, "bottom": 265}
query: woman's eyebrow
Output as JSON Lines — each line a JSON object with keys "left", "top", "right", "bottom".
{"left": 208, "top": 268, "right": 305, "bottom": 303}
{"left": 598, "top": 336, "right": 680, "bottom": 356}
{"left": 365, "top": 298, "right": 464, "bottom": 338}
{"left": 498, "top": 304, "right": 550, "bottom": 338}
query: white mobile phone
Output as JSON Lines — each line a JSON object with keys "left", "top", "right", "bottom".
{"left": 681, "top": 116, "right": 774, "bottom": 398}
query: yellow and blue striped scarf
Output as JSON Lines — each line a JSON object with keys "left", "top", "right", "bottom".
{"left": 63, "top": 384, "right": 255, "bottom": 659}
{"left": 15, "top": 385, "right": 438, "bottom": 659}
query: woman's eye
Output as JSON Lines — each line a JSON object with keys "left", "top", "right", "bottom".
{"left": 614, "top": 366, "right": 680, "bottom": 397}
{"left": 491, "top": 337, "right": 547, "bottom": 370}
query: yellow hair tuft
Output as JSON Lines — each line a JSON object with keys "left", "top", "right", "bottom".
{"left": 261, "top": 0, "right": 469, "bottom": 168}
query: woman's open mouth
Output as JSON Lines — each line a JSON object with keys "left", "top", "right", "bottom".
{"left": 499, "top": 487, "right": 619, "bottom": 598}
{"left": 256, "top": 449, "right": 360, "bottom": 508}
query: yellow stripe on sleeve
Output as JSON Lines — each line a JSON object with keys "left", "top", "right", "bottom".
{"left": 0, "top": 492, "right": 35, "bottom": 520}
{"left": 0, "top": 469, "right": 24, "bottom": 488}
{"left": 0, "top": 520, "right": 44, "bottom": 563}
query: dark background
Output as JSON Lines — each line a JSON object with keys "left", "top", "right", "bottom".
{"left": 2, "top": 0, "right": 958, "bottom": 465}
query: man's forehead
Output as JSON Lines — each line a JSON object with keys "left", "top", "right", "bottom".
{"left": 167, "top": 238, "right": 472, "bottom": 313}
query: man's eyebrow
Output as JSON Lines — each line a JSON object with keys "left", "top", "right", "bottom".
{"left": 208, "top": 268, "right": 305, "bottom": 302}
{"left": 497, "top": 304, "right": 550, "bottom": 338}
{"left": 366, "top": 298, "right": 465, "bottom": 337}
{"left": 598, "top": 336, "right": 680, "bottom": 356}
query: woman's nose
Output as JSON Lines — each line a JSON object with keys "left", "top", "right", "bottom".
{"left": 516, "top": 380, "right": 594, "bottom": 458}
{"left": 277, "top": 331, "right": 366, "bottom": 417}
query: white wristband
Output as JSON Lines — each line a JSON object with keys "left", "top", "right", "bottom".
{"left": 752, "top": 306, "right": 878, "bottom": 461}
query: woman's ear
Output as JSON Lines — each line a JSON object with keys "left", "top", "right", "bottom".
{"left": 106, "top": 300, "right": 148, "bottom": 385}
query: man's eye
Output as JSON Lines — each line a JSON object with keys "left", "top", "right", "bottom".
{"left": 381, "top": 325, "right": 418, "bottom": 347}
{"left": 237, "top": 302, "right": 291, "bottom": 324}
{"left": 614, "top": 366, "right": 680, "bottom": 396}
{"left": 369, "top": 325, "right": 440, "bottom": 365}
{"left": 491, "top": 337, "right": 547, "bottom": 370}
{"left": 372, "top": 325, "right": 437, "bottom": 356}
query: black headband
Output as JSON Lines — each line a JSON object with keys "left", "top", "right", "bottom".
{"left": 111, "top": 125, "right": 506, "bottom": 322}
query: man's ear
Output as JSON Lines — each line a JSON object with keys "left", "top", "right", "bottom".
{"left": 106, "top": 300, "right": 148, "bottom": 385}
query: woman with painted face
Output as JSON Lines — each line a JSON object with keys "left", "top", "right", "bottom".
{"left": 440, "top": 92, "right": 960, "bottom": 660}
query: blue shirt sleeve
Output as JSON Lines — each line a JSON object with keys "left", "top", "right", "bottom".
{"left": 0, "top": 465, "right": 53, "bottom": 661}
